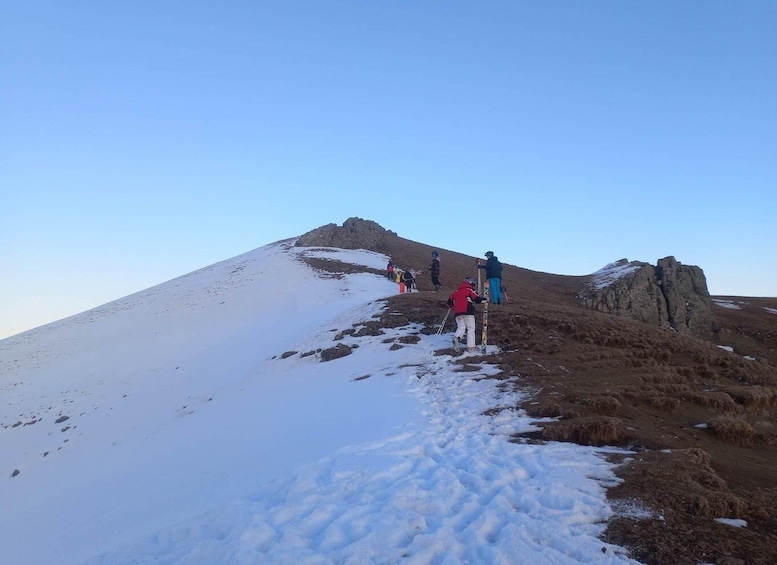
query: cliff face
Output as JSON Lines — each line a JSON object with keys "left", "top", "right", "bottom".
{"left": 295, "top": 217, "right": 396, "bottom": 251}
{"left": 579, "top": 257, "right": 717, "bottom": 340}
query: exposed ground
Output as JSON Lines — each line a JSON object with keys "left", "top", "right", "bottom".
{"left": 301, "top": 235, "right": 777, "bottom": 565}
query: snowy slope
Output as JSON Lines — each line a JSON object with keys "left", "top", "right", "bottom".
{"left": 1, "top": 241, "right": 639, "bottom": 564}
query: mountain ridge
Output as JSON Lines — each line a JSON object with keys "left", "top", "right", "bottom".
{"left": 2, "top": 218, "right": 775, "bottom": 563}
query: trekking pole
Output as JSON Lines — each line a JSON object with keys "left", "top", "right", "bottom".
{"left": 436, "top": 308, "right": 451, "bottom": 335}
{"left": 477, "top": 260, "right": 482, "bottom": 295}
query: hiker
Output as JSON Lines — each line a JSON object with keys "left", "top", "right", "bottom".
{"left": 478, "top": 251, "right": 503, "bottom": 304}
{"left": 429, "top": 250, "right": 442, "bottom": 291}
{"left": 446, "top": 277, "right": 487, "bottom": 352}
{"left": 393, "top": 267, "right": 405, "bottom": 293}
{"left": 387, "top": 260, "right": 395, "bottom": 280}
{"left": 403, "top": 268, "right": 416, "bottom": 293}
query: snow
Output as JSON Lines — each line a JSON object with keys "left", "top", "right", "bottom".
{"left": 764, "top": 307, "right": 777, "bottom": 315}
{"left": 715, "top": 518, "right": 748, "bottom": 528}
{"left": 590, "top": 260, "right": 642, "bottom": 291}
{"left": 1, "top": 241, "right": 639, "bottom": 564}
{"left": 712, "top": 299, "right": 743, "bottom": 310}
{"left": 716, "top": 345, "right": 734, "bottom": 352}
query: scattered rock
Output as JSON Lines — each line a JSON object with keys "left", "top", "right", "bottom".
{"left": 320, "top": 343, "right": 353, "bottom": 362}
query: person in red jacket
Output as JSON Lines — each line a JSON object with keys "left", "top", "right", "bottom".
{"left": 446, "top": 278, "right": 487, "bottom": 352}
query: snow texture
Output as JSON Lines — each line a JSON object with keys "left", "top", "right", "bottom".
{"left": 1, "top": 241, "right": 639, "bottom": 564}
{"left": 712, "top": 299, "right": 743, "bottom": 310}
{"left": 715, "top": 518, "right": 748, "bottom": 528}
{"left": 590, "top": 261, "right": 642, "bottom": 291}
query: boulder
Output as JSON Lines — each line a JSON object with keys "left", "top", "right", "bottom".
{"left": 579, "top": 256, "right": 716, "bottom": 339}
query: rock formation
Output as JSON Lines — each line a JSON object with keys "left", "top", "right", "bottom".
{"left": 295, "top": 217, "right": 396, "bottom": 251}
{"left": 579, "top": 256, "right": 716, "bottom": 340}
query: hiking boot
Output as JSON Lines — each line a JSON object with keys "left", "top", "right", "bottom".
{"left": 453, "top": 337, "right": 461, "bottom": 352}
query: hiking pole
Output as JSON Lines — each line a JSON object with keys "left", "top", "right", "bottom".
{"left": 477, "top": 260, "right": 482, "bottom": 295}
{"left": 436, "top": 308, "right": 451, "bottom": 335}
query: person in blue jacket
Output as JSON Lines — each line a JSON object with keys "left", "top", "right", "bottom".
{"left": 478, "top": 251, "right": 503, "bottom": 304}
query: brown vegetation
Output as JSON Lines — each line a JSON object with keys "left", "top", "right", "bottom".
{"left": 300, "top": 228, "right": 777, "bottom": 564}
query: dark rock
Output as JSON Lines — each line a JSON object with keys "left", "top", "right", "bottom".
{"left": 320, "top": 343, "right": 353, "bottom": 362}
{"left": 579, "top": 256, "right": 716, "bottom": 340}
{"left": 656, "top": 256, "right": 716, "bottom": 339}
{"left": 295, "top": 218, "right": 397, "bottom": 251}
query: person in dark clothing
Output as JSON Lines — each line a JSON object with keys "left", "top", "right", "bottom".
{"left": 387, "top": 261, "right": 395, "bottom": 280}
{"left": 429, "top": 251, "right": 442, "bottom": 291}
{"left": 403, "top": 268, "right": 415, "bottom": 292}
{"left": 477, "top": 251, "right": 503, "bottom": 304}
{"left": 446, "top": 277, "right": 487, "bottom": 351}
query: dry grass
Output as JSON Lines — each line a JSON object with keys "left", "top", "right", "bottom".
{"left": 681, "top": 390, "right": 738, "bottom": 412}
{"left": 644, "top": 392, "right": 681, "bottom": 413}
{"left": 541, "top": 416, "right": 624, "bottom": 445}
{"left": 587, "top": 396, "right": 621, "bottom": 416}
{"left": 726, "top": 386, "right": 777, "bottom": 413}
{"left": 708, "top": 416, "right": 756, "bottom": 446}
{"left": 354, "top": 236, "right": 777, "bottom": 565}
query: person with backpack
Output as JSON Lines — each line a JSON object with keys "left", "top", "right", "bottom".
{"left": 446, "top": 277, "right": 487, "bottom": 352}
{"left": 387, "top": 260, "right": 395, "bottom": 280}
{"left": 478, "top": 251, "right": 503, "bottom": 304}
{"left": 429, "top": 250, "right": 442, "bottom": 291}
{"left": 403, "top": 268, "right": 416, "bottom": 293}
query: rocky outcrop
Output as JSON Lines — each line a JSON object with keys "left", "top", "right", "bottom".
{"left": 295, "top": 217, "right": 396, "bottom": 251}
{"left": 656, "top": 257, "right": 716, "bottom": 340}
{"left": 579, "top": 257, "right": 716, "bottom": 339}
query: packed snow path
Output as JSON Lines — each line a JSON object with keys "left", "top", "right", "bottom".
{"left": 87, "top": 329, "right": 636, "bottom": 564}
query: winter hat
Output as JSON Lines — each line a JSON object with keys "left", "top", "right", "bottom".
{"left": 464, "top": 277, "right": 476, "bottom": 286}
{"left": 431, "top": 250, "right": 439, "bottom": 258}
{"left": 485, "top": 251, "right": 494, "bottom": 257}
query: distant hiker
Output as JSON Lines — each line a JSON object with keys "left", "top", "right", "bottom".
{"left": 403, "top": 268, "right": 416, "bottom": 293}
{"left": 429, "top": 251, "right": 442, "bottom": 291}
{"left": 387, "top": 260, "right": 395, "bottom": 280}
{"left": 446, "top": 277, "right": 487, "bottom": 352}
{"left": 478, "top": 251, "right": 503, "bottom": 304}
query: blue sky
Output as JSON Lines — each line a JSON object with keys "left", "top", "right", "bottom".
{"left": 2, "top": 1, "right": 775, "bottom": 339}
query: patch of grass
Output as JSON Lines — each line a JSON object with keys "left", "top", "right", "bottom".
{"left": 645, "top": 392, "right": 681, "bottom": 413}
{"left": 541, "top": 416, "right": 624, "bottom": 445}
{"left": 588, "top": 396, "right": 621, "bottom": 416}
{"left": 681, "top": 391, "right": 737, "bottom": 412}
{"left": 725, "top": 386, "right": 777, "bottom": 413}
{"left": 707, "top": 416, "right": 755, "bottom": 446}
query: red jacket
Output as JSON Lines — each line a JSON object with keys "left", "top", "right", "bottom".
{"left": 447, "top": 282, "right": 485, "bottom": 316}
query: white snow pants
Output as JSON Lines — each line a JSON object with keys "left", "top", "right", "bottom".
{"left": 454, "top": 315, "right": 476, "bottom": 349}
